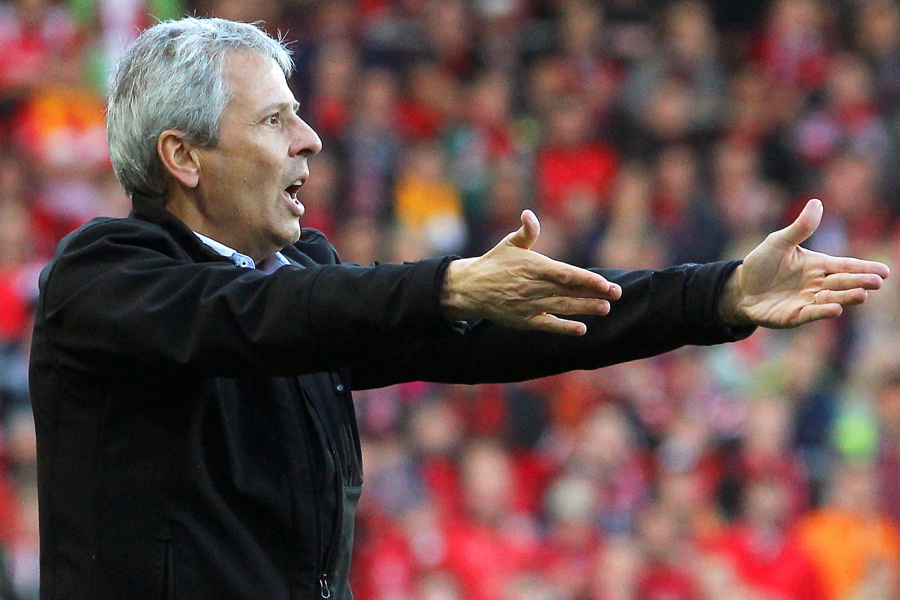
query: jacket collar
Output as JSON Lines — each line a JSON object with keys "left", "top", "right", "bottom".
{"left": 129, "top": 192, "right": 232, "bottom": 265}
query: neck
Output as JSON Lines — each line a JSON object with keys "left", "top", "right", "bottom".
{"left": 164, "top": 190, "right": 268, "bottom": 263}
{"left": 164, "top": 189, "right": 208, "bottom": 237}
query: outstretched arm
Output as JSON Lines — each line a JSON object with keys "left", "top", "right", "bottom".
{"left": 718, "top": 198, "right": 890, "bottom": 329}
{"left": 353, "top": 199, "right": 889, "bottom": 389}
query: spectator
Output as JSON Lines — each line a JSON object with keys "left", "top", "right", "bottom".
{"left": 633, "top": 501, "right": 701, "bottom": 600}
{"left": 797, "top": 460, "right": 900, "bottom": 600}
{"left": 555, "top": 0, "right": 623, "bottom": 130}
{"left": 712, "top": 140, "right": 782, "bottom": 258}
{"left": 620, "top": 0, "right": 728, "bottom": 154}
{"left": 398, "top": 60, "right": 462, "bottom": 141}
{"left": 650, "top": 144, "right": 727, "bottom": 265}
{"left": 807, "top": 150, "right": 891, "bottom": 262}
{"left": 419, "top": 0, "right": 475, "bottom": 78}
{"left": 438, "top": 438, "right": 542, "bottom": 600}
{"left": 342, "top": 67, "right": 403, "bottom": 220}
{"left": 791, "top": 52, "right": 891, "bottom": 170}
{"left": 595, "top": 164, "right": 667, "bottom": 270}
{"left": 854, "top": 0, "right": 900, "bottom": 113}
{"left": 702, "top": 477, "right": 825, "bottom": 600}
{"left": 7, "top": 2, "right": 110, "bottom": 240}
{"left": 566, "top": 403, "right": 649, "bottom": 536}
{"left": 750, "top": 0, "right": 833, "bottom": 96}
{"left": 535, "top": 93, "right": 620, "bottom": 264}
{"left": 0, "top": 0, "right": 81, "bottom": 114}
{"left": 394, "top": 140, "right": 467, "bottom": 255}
{"left": 445, "top": 69, "right": 522, "bottom": 249}
{"left": 873, "top": 370, "right": 900, "bottom": 526}
{"left": 541, "top": 472, "right": 603, "bottom": 599}
{"left": 67, "top": 0, "right": 184, "bottom": 90}
{"left": 590, "top": 536, "right": 642, "bottom": 600}
{"left": 723, "top": 66, "right": 804, "bottom": 195}
{"left": 0, "top": 154, "right": 38, "bottom": 350}
{"left": 736, "top": 397, "right": 810, "bottom": 520}
{"left": 308, "top": 40, "right": 359, "bottom": 140}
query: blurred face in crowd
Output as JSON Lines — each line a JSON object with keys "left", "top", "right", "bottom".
{"left": 14, "top": 0, "right": 47, "bottom": 26}
{"left": 460, "top": 440, "right": 512, "bottom": 524}
{"left": 833, "top": 463, "right": 880, "bottom": 514}
{"left": 877, "top": 376, "right": 900, "bottom": 437}
{"left": 745, "top": 479, "right": 789, "bottom": 530}
{"left": 666, "top": 0, "right": 716, "bottom": 63}
{"left": 637, "top": 504, "right": 682, "bottom": 561}
{"left": 178, "top": 51, "right": 322, "bottom": 262}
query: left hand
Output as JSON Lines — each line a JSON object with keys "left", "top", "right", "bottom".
{"left": 719, "top": 198, "right": 890, "bottom": 329}
{"left": 441, "top": 210, "right": 621, "bottom": 336}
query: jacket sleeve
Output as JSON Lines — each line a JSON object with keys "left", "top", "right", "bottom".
{"left": 35, "top": 218, "right": 459, "bottom": 378}
{"left": 349, "top": 261, "right": 756, "bottom": 389}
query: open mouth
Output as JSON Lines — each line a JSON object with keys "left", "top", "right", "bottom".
{"left": 285, "top": 182, "right": 303, "bottom": 198}
{"left": 283, "top": 180, "right": 305, "bottom": 216}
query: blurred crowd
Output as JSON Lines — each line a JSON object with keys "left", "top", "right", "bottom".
{"left": 2, "top": 0, "right": 900, "bottom": 598}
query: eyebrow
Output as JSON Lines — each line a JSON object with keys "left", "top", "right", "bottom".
{"left": 257, "top": 100, "right": 301, "bottom": 118}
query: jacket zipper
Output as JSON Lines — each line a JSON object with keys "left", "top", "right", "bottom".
{"left": 303, "top": 385, "right": 345, "bottom": 599}
{"left": 299, "top": 428, "right": 329, "bottom": 598}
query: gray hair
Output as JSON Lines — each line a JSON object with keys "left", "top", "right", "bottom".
{"left": 106, "top": 17, "right": 293, "bottom": 200}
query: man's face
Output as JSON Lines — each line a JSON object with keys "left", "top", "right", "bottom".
{"left": 195, "top": 51, "right": 321, "bottom": 261}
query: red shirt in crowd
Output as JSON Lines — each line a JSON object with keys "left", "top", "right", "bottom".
{"left": 704, "top": 524, "right": 826, "bottom": 600}
{"left": 536, "top": 143, "right": 619, "bottom": 219}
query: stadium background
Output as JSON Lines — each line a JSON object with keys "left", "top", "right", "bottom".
{"left": 1, "top": 0, "right": 899, "bottom": 598}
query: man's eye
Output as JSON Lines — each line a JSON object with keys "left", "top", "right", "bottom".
{"left": 265, "top": 114, "right": 280, "bottom": 125}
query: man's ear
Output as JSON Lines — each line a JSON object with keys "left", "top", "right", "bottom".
{"left": 158, "top": 130, "right": 202, "bottom": 189}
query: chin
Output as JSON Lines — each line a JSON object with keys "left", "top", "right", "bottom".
{"left": 281, "top": 226, "right": 302, "bottom": 248}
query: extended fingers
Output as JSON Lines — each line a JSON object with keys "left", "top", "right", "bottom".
{"left": 819, "top": 255, "right": 891, "bottom": 280}
{"left": 808, "top": 269, "right": 882, "bottom": 310}
{"left": 820, "top": 271, "right": 887, "bottom": 292}
{"left": 812, "top": 287, "right": 869, "bottom": 308}
{"left": 535, "top": 259, "right": 622, "bottom": 300}
{"left": 531, "top": 296, "right": 613, "bottom": 317}
{"left": 526, "top": 313, "right": 589, "bottom": 336}
{"left": 799, "top": 302, "right": 845, "bottom": 325}
{"left": 804, "top": 264, "right": 889, "bottom": 307}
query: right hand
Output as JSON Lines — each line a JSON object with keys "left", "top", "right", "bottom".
{"left": 440, "top": 210, "right": 621, "bottom": 336}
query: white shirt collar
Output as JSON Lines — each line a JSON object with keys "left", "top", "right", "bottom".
{"left": 193, "top": 232, "right": 290, "bottom": 273}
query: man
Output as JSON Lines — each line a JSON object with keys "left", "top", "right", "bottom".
{"left": 28, "top": 17, "right": 888, "bottom": 600}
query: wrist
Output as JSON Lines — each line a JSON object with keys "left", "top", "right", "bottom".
{"left": 440, "top": 257, "right": 476, "bottom": 322}
{"left": 718, "top": 265, "right": 753, "bottom": 327}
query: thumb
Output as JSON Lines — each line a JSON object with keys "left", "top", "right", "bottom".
{"left": 504, "top": 209, "right": 541, "bottom": 250}
{"left": 774, "top": 199, "right": 823, "bottom": 248}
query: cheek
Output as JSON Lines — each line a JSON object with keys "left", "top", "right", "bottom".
{"left": 227, "top": 170, "right": 277, "bottom": 212}
{"left": 256, "top": 158, "right": 288, "bottom": 197}
{"left": 208, "top": 144, "right": 286, "bottom": 207}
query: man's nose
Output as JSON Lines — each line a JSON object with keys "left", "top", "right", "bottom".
{"left": 289, "top": 118, "right": 322, "bottom": 158}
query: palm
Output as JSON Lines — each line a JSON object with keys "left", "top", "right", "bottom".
{"left": 740, "top": 242, "right": 835, "bottom": 329}
{"left": 728, "top": 200, "right": 889, "bottom": 329}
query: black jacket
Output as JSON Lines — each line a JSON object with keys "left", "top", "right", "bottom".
{"left": 29, "top": 196, "right": 752, "bottom": 599}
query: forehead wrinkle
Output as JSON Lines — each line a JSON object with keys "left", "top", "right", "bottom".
{"left": 222, "top": 52, "right": 293, "bottom": 120}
